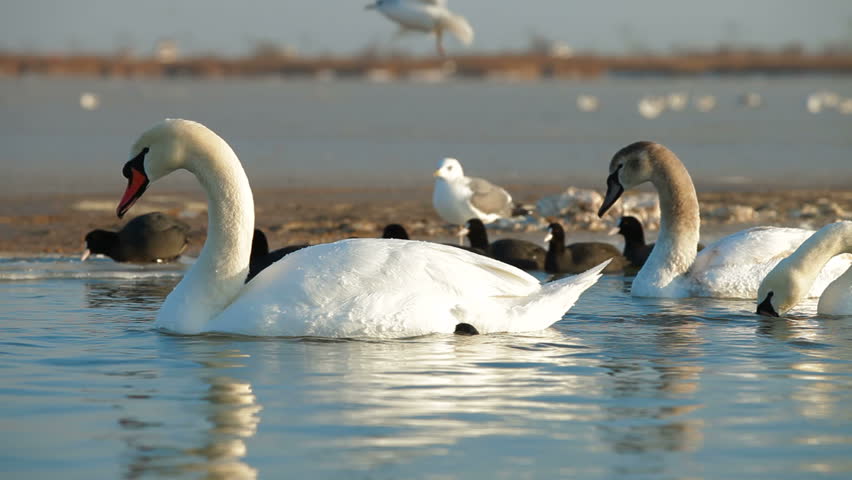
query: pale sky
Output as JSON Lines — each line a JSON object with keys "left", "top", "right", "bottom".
{"left": 2, "top": 0, "right": 851, "bottom": 56}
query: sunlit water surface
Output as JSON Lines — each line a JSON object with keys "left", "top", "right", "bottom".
{"left": 2, "top": 75, "right": 851, "bottom": 193}
{"left": 1, "top": 257, "right": 851, "bottom": 479}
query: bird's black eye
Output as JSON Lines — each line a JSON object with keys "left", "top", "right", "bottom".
{"left": 123, "top": 147, "right": 150, "bottom": 179}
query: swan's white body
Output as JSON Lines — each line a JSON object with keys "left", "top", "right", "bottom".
{"left": 127, "top": 120, "right": 605, "bottom": 337}
{"left": 200, "top": 239, "right": 606, "bottom": 337}
{"left": 432, "top": 157, "right": 513, "bottom": 226}
{"left": 819, "top": 267, "right": 852, "bottom": 315}
{"left": 599, "top": 142, "right": 850, "bottom": 299}
{"left": 367, "top": 0, "right": 473, "bottom": 55}
{"left": 758, "top": 221, "right": 852, "bottom": 316}
{"left": 668, "top": 226, "right": 851, "bottom": 299}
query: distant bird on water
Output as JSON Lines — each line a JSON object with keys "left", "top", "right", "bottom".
{"left": 249, "top": 224, "right": 414, "bottom": 283}
{"left": 611, "top": 216, "right": 705, "bottom": 274}
{"left": 462, "top": 218, "right": 547, "bottom": 271}
{"left": 382, "top": 224, "right": 410, "bottom": 240}
{"left": 246, "top": 229, "right": 309, "bottom": 283}
{"left": 611, "top": 216, "right": 654, "bottom": 270}
{"left": 544, "top": 223, "right": 627, "bottom": 275}
{"left": 365, "top": 0, "right": 474, "bottom": 56}
{"left": 82, "top": 212, "right": 189, "bottom": 263}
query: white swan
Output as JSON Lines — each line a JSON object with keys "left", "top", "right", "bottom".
{"left": 758, "top": 221, "right": 852, "bottom": 316}
{"left": 115, "top": 119, "right": 608, "bottom": 337}
{"left": 596, "top": 141, "right": 850, "bottom": 298}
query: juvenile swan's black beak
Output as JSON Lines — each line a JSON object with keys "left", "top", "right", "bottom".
{"left": 756, "top": 292, "right": 779, "bottom": 317}
{"left": 598, "top": 168, "right": 624, "bottom": 217}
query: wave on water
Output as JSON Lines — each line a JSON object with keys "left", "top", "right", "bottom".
{"left": 0, "top": 256, "right": 190, "bottom": 281}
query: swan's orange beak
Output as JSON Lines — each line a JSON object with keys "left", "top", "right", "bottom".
{"left": 117, "top": 148, "right": 150, "bottom": 218}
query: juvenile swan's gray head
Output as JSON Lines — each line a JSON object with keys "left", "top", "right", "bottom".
{"left": 598, "top": 141, "right": 663, "bottom": 217}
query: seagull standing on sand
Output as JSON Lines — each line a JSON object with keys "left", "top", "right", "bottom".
{"left": 365, "top": 0, "right": 474, "bottom": 56}
{"left": 433, "top": 157, "right": 524, "bottom": 242}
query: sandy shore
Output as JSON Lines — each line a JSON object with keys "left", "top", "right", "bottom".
{"left": 1, "top": 186, "right": 851, "bottom": 256}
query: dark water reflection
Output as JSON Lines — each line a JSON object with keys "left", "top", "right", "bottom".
{"left": 1, "top": 262, "right": 851, "bottom": 479}
{"left": 85, "top": 277, "right": 180, "bottom": 311}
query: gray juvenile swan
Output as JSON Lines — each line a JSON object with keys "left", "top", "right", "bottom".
{"left": 758, "top": 221, "right": 852, "bottom": 316}
{"left": 114, "top": 119, "right": 609, "bottom": 337}
{"left": 597, "top": 141, "right": 850, "bottom": 298}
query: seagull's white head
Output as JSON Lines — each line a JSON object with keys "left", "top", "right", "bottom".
{"left": 434, "top": 157, "right": 464, "bottom": 180}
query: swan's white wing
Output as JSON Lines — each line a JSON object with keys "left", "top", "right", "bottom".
{"left": 689, "top": 226, "right": 850, "bottom": 298}
{"left": 693, "top": 227, "right": 812, "bottom": 269}
{"left": 690, "top": 227, "right": 811, "bottom": 298}
{"left": 818, "top": 266, "right": 852, "bottom": 315}
{"left": 208, "top": 239, "right": 548, "bottom": 337}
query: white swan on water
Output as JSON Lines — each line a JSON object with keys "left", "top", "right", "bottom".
{"left": 597, "top": 141, "right": 851, "bottom": 299}
{"left": 115, "top": 119, "right": 607, "bottom": 337}
{"left": 758, "top": 221, "right": 852, "bottom": 317}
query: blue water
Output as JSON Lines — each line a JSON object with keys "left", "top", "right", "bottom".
{"left": 2, "top": 75, "right": 851, "bottom": 194}
{"left": 2, "top": 257, "right": 851, "bottom": 479}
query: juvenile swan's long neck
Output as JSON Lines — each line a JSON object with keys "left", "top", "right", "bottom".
{"left": 634, "top": 150, "right": 700, "bottom": 296}
{"left": 155, "top": 134, "right": 254, "bottom": 334}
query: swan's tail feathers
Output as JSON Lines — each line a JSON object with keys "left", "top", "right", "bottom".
{"left": 511, "top": 259, "right": 610, "bottom": 332}
{"left": 441, "top": 13, "right": 474, "bottom": 46}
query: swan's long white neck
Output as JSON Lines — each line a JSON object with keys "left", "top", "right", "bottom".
{"left": 789, "top": 223, "right": 852, "bottom": 267}
{"left": 783, "top": 222, "right": 852, "bottom": 298}
{"left": 633, "top": 153, "right": 700, "bottom": 297}
{"left": 155, "top": 135, "right": 254, "bottom": 334}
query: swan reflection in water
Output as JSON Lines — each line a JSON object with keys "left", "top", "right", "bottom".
{"left": 275, "top": 327, "right": 706, "bottom": 473}
{"left": 121, "top": 349, "right": 261, "bottom": 479}
{"left": 755, "top": 298, "right": 852, "bottom": 461}
{"left": 119, "top": 327, "right": 714, "bottom": 477}
{"left": 595, "top": 316, "right": 705, "bottom": 457}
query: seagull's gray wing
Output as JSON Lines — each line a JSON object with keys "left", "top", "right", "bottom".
{"left": 466, "top": 177, "right": 513, "bottom": 217}
{"left": 414, "top": 0, "right": 447, "bottom": 6}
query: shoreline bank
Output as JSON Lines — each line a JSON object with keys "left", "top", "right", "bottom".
{"left": 2, "top": 187, "right": 849, "bottom": 256}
